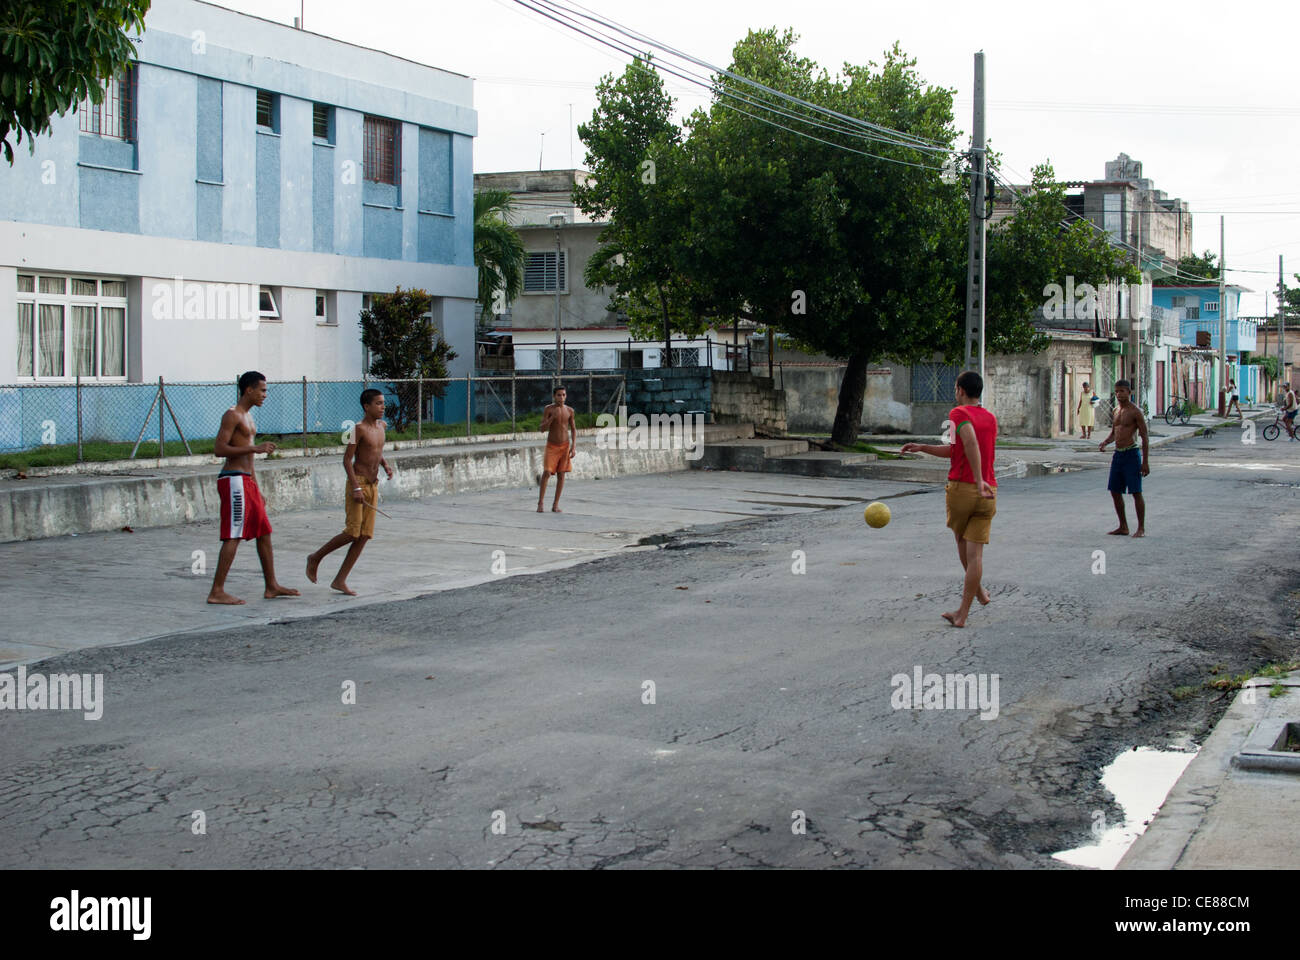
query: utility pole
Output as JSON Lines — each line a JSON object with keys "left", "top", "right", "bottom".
{"left": 1280, "top": 255, "right": 1287, "bottom": 395}
{"left": 964, "top": 52, "right": 987, "bottom": 381}
{"left": 1218, "top": 217, "right": 1226, "bottom": 416}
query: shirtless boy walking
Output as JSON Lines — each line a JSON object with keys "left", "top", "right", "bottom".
{"left": 538, "top": 386, "right": 576, "bottom": 513}
{"left": 1098, "top": 379, "right": 1150, "bottom": 538}
{"left": 306, "top": 389, "right": 393, "bottom": 595}
{"left": 207, "top": 371, "right": 301, "bottom": 604}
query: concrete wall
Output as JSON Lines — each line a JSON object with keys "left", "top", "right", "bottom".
{"left": 625, "top": 367, "right": 711, "bottom": 417}
{"left": 0, "top": 432, "right": 689, "bottom": 542}
{"left": 711, "top": 370, "right": 785, "bottom": 433}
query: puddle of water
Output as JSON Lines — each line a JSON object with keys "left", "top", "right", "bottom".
{"left": 1193, "top": 462, "right": 1282, "bottom": 471}
{"left": 1008, "top": 461, "right": 1087, "bottom": 478}
{"left": 1052, "top": 745, "right": 1197, "bottom": 870}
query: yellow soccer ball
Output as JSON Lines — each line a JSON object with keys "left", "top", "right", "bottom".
{"left": 863, "top": 501, "right": 891, "bottom": 528}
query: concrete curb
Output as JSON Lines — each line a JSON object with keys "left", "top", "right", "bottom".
{"left": 1118, "top": 674, "right": 1300, "bottom": 870}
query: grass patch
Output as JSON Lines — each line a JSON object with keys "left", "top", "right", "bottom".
{"left": 843, "top": 442, "right": 905, "bottom": 460}
{"left": 1171, "top": 685, "right": 1200, "bottom": 701}
{"left": 0, "top": 412, "right": 600, "bottom": 472}
{"left": 1269, "top": 683, "right": 1287, "bottom": 699}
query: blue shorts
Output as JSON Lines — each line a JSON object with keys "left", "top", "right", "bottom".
{"left": 1108, "top": 448, "right": 1142, "bottom": 495}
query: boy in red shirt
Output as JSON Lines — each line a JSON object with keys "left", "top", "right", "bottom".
{"left": 901, "top": 370, "right": 997, "bottom": 627}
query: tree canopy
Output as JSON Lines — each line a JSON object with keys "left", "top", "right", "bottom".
{"left": 1, "top": 0, "right": 150, "bottom": 163}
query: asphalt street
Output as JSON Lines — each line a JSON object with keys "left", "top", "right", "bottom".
{"left": 2, "top": 429, "right": 1298, "bottom": 868}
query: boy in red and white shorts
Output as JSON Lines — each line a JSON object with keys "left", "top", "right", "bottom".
{"left": 206, "top": 371, "right": 300, "bottom": 605}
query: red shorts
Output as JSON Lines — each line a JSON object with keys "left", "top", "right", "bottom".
{"left": 218, "top": 471, "right": 273, "bottom": 541}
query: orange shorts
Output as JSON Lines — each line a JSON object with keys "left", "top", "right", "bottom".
{"left": 544, "top": 442, "right": 572, "bottom": 475}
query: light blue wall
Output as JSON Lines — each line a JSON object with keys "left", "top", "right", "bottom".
{"left": 255, "top": 130, "right": 281, "bottom": 248}
{"left": 0, "top": 112, "right": 79, "bottom": 226}
{"left": 334, "top": 109, "right": 364, "bottom": 256}
{"left": 279, "top": 98, "right": 313, "bottom": 252}
{"left": 222, "top": 84, "right": 257, "bottom": 246}
{"left": 139, "top": 65, "right": 196, "bottom": 240}
{"left": 3, "top": 24, "right": 474, "bottom": 270}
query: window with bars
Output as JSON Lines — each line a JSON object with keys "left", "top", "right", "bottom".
{"left": 364, "top": 116, "right": 400, "bottom": 184}
{"left": 910, "top": 362, "right": 960, "bottom": 403}
{"left": 524, "top": 251, "right": 567, "bottom": 293}
{"left": 537, "top": 349, "right": 584, "bottom": 372}
{"left": 16, "top": 274, "right": 127, "bottom": 379}
{"left": 256, "top": 91, "right": 278, "bottom": 131}
{"left": 313, "top": 103, "right": 331, "bottom": 141}
{"left": 670, "top": 347, "right": 701, "bottom": 368}
{"left": 79, "top": 70, "right": 135, "bottom": 141}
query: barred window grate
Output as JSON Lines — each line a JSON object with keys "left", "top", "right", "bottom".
{"left": 910, "top": 362, "right": 960, "bottom": 404}
{"left": 79, "top": 71, "right": 134, "bottom": 141}
{"left": 313, "top": 103, "right": 330, "bottom": 140}
{"left": 364, "top": 116, "right": 399, "bottom": 184}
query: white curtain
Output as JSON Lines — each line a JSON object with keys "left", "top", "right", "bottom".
{"left": 101, "top": 307, "right": 125, "bottom": 377}
{"left": 71, "top": 305, "right": 96, "bottom": 377}
{"left": 17, "top": 303, "right": 34, "bottom": 377}
{"left": 38, "top": 304, "right": 64, "bottom": 377}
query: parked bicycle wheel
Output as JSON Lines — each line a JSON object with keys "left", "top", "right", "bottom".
{"left": 1164, "top": 405, "right": 1179, "bottom": 426}
{"left": 1179, "top": 407, "right": 1191, "bottom": 425}
{"left": 1262, "top": 422, "right": 1280, "bottom": 441}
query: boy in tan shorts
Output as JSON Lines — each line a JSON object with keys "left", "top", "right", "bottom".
{"left": 306, "top": 389, "right": 393, "bottom": 595}
{"left": 901, "top": 370, "right": 997, "bottom": 627}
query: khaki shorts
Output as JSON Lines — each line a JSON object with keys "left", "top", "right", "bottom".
{"left": 945, "top": 480, "right": 997, "bottom": 544}
{"left": 344, "top": 478, "right": 379, "bottom": 538}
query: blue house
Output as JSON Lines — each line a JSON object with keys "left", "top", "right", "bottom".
{"left": 1, "top": 0, "right": 477, "bottom": 435}
{"left": 1151, "top": 283, "right": 1257, "bottom": 405}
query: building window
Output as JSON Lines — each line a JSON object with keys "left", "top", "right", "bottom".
{"left": 315, "top": 291, "right": 330, "bottom": 323}
{"left": 619, "top": 349, "right": 644, "bottom": 369}
{"left": 258, "top": 286, "right": 280, "bottom": 319}
{"left": 16, "top": 273, "right": 127, "bottom": 380}
{"left": 524, "top": 251, "right": 567, "bottom": 293}
{"left": 538, "top": 348, "right": 584, "bottom": 371}
{"left": 256, "top": 90, "right": 278, "bottom": 132}
{"left": 313, "top": 103, "right": 332, "bottom": 142}
{"left": 363, "top": 116, "right": 400, "bottom": 184}
{"left": 670, "top": 347, "right": 701, "bottom": 368}
{"left": 79, "top": 70, "right": 135, "bottom": 140}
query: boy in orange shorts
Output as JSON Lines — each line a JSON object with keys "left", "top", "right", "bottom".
{"left": 306, "top": 389, "right": 393, "bottom": 595}
{"left": 538, "top": 385, "right": 576, "bottom": 513}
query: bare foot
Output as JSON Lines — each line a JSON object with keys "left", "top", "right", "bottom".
{"left": 329, "top": 579, "right": 357, "bottom": 596}
{"left": 306, "top": 554, "right": 320, "bottom": 583}
{"left": 552, "top": 506, "right": 562, "bottom": 513}
{"left": 537, "top": 503, "right": 545, "bottom": 513}
{"left": 264, "top": 585, "right": 300, "bottom": 599}
{"left": 1106, "top": 526, "right": 1129, "bottom": 536}
{"left": 207, "top": 590, "right": 245, "bottom": 605}
{"left": 977, "top": 587, "right": 991, "bottom": 605}
{"left": 1132, "top": 528, "right": 1146, "bottom": 538}
{"left": 941, "top": 611, "right": 966, "bottom": 628}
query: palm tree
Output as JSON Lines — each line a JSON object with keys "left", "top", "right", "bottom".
{"left": 474, "top": 189, "right": 525, "bottom": 319}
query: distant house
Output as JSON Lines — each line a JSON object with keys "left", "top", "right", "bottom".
{"left": 473, "top": 168, "right": 743, "bottom": 373}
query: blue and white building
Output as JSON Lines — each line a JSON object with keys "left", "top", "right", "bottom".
{"left": 1, "top": 0, "right": 477, "bottom": 392}
{"left": 1151, "top": 283, "right": 1256, "bottom": 406}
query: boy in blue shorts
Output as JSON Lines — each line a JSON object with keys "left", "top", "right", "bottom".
{"left": 1098, "top": 379, "right": 1149, "bottom": 538}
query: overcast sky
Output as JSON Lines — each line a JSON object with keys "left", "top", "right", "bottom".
{"left": 214, "top": 0, "right": 1300, "bottom": 314}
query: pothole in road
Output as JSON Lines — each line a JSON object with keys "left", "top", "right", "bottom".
{"left": 1052, "top": 744, "right": 1197, "bottom": 869}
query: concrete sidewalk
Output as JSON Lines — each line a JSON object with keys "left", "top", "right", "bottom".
{"left": 1120, "top": 673, "right": 1300, "bottom": 869}
{"left": 0, "top": 469, "right": 931, "bottom": 669}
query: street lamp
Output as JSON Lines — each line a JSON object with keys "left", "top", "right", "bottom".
{"left": 549, "top": 212, "right": 566, "bottom": 377}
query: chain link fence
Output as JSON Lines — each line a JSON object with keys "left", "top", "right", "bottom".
{"left": 0, "top": 372, "right": 628, "bottom": 463}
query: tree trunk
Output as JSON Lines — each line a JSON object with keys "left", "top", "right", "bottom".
{"left": 831, "top": 352, "right": 870, "bottom": 447}
{"left": 658, "top": 282, "right": 673, "bottom": 368}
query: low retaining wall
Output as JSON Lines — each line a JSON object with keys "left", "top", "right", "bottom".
{"left": 0, "top": 436, "right": 689, "bottom": 542}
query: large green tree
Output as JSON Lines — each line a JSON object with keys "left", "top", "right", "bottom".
{"left": 1153, "top": 249, "right": 1218, "bottom": 285}
{"left": 474, "top": 189, "right": 525, "bottom": 319}
{"left": 1, "top": 0, "right": 150, "bottom": 163}
{"left": 574, "top": 55, "right": 701, "bottom": 358}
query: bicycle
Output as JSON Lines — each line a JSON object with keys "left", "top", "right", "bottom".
{"left": 1163, "top": 397, "right": 1192, "bottom": 426}
{"left": 1261, "top": 406, "right": 1296, "bottom": 441}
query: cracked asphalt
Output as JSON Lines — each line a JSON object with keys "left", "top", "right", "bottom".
{"left": 2, "top": 429, "right": 1299, "bottom": 869}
